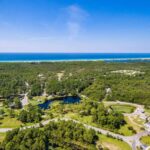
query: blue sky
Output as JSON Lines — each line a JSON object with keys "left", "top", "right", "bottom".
{"left": 0, "top": 0, "right": 150, "bottom": 53}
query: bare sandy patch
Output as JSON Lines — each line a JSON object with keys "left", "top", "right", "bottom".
{"left": 102, "top": 142, "right": 120, "bottom": 150}
{"left": 111, "top": 70, "right": 144, "bottom": 76}
{"left": 57, "top": 71, "right": 64, "bottom": 81}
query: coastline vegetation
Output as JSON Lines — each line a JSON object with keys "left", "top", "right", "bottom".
{"left": 0, "top": 61, "right": 149, "bottom": 149}
{"left": 0, "top": 61, "right": 149, "bottom": 105}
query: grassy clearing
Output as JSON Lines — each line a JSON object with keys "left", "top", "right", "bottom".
{"left": 64, "top": 113, "right": 102, "bottom": 129}
{"left": 125, "top": 116, "right": 143, "bottom": 133}
{"left": 118, "top": 124, "right": 134, "bottom": 136}
{"left": 70, "top": 113, "right": 93, "bottom": 124}
{"left": 118, "top": 116, "right": 143, "bottom": 136}
{"left": 65, "top": 112, "right": 135, "bottom": 136}
{"left": 98, "top": 134, "right": 131, "bottom": 150}
{"left": 29, "top": 96, "right": 47, "bottom": 106}
{"left": 132, "top": 116, "right": 144, "bottom": 125}
{"left": 140, "top": 136, "right": 150, "bottom": 146}
{"left": 145, "top": 109, "right": 150, "bottom": 115}
{"left": 0, "top": 133, "right": 6, "bottom": 142}
{"left": 110, "top": 105, "right": 135, "bottom": 113}
{"left": 46, "top": 99, "right": 136, "bottom": 136}
{"left": 0, "top": 117, "right": 22, "bottom": 128}
{"left": 0, "top": 102, "right": 3, "bottom": 107}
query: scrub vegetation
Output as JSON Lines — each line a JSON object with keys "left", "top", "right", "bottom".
{"left": 0, "top": 62, "right": 149, "bottom": 105}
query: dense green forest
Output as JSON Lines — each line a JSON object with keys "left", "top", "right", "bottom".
{"left": 0, "top": 121, "right": 98, "bottom": 150}
{"left": 0, "top": 61, "right": 149, "bottom": 105}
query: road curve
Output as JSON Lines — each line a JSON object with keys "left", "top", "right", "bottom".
{"left": 0, "top": 117, "right": 149, "bottom": 150}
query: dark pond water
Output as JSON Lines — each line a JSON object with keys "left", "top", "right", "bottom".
{"left": 38, "top": 100, "right": 53, "bottom": 109}
{"left": 38, "top": 96, "right": 80, "bottom": 109}
{"left": 63, "top": 96, "right": 80, "bottom": 104}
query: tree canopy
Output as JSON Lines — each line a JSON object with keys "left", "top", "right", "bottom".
{"left": 1, "top": 121, "right": 98, "bottom": 150}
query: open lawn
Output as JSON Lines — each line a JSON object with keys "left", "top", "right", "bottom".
{"left": 140, "top": 136, "right": 150, "bottom": 146}
{"left": 67, "top": 113, "right": 93, "bottom": 124}
{"left": 125, "top": 116, "right": 143, "bottom": 133}
{"left": 132, "top": 116, "right": 144, "bottom": 125}
{"left": 145, "top": 109, "right": 150, "bottom": 115}
{"left": 0, "top": 117, "right": 22, "bottom": 128}
{"left": 118, "top": 124, "right": 134, "bottom": 136}
{"left": 0, "top": 133, "right": 6, "bottom": 142}
{"left": 29, "top": 96, "right": 47, "bottom": 106}
{"left": 110, "top": 105, "right": 135, "bottom": 113}
{"left": 65, "top": 112, "right": 135, "bottom": 136}
{"left": 98, "top": 134, "right": 131, "bottom": 150}
{"left": 118, "top": 116, "right": 143, "bottom": 136}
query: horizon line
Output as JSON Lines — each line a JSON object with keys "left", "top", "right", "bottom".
{"left": 0, "top": 52, "right": 150, "bottom": 54}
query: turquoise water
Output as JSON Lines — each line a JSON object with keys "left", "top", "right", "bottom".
{"left": 0, "top": 53, "right": 150, "bottom": 62}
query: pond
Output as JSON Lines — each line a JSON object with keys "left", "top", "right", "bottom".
{"left": 38, "top": 96, "right": 80, "bottom": 109}
{"left": 38, "top": 100, "right": 52, "bottom": 109}
{"left": 63, "top": 96, "right": 80, "bottom": 104}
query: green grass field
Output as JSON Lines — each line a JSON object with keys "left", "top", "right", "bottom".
{"left": 29, "top": 96, "right": 47, "bottom": 106}
{"left": 132, "top": 116, "right": 144, "bottom": 125}
{"left": 111, "top": 105, "right": 135, "bottom": 113}
{"left": 0, "top": 133, "right": 6, "bottom": 143}
{"left": 140, "top": 136, "right": 150, "bottom": 146}
{"left": 0, "top": 117, "right": 22, "bottom": 128}
{"left": 125, "top": 116, "right": 143, "bottom": 133}
{"left": 98, "top": 134, "right": 131, "bottom": 150}
{"left": 145, "top": 109, "right": 150, "bottom": 116}
{"left": 118, "top": 124, "right": 134, "bottom": 136}
{"left": 118, "top": 116, "right": 144, "bottom": 136}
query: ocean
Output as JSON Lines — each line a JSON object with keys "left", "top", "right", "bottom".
{"left": 0, "top": 53, "right": 150, "bottom": 62}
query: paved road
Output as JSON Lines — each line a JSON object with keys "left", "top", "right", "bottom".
{"left": 103, "top": 101, "right": 144, "bottom": 109}
{"left": 1, "top": 100, "right": 149, "bottom": 150}
{"left": 20, "top": 117, "right": 150, "bottom": 149}
{"left": 103, "top": 101, "right": 150, "bottom": 150}
{"left": 38, "top": 118, "right": 150, "bottom": 149}
{"left": 0, "top": 117, "right": 149, "bottom": 150}
{"left": 62, "top": 118, "right": 150, "bottom": 150}
{"left": 0, "top": 128, "right": 12, "bottom": 133}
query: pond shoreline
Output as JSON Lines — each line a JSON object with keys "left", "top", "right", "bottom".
{"left": 38, "top": 96, "right": 81, "bottom": 109}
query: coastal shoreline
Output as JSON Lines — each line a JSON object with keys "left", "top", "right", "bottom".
{"left": 0, "top": 58, "right": 150, "bottom": 63}
{"left": 0, "top": 53, "right": 150, "bottom": 63}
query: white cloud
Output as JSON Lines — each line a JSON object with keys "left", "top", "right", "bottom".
{"left": 66, "top": 4, "right": 88, "bottom": 39}
{"left": 67, "top": 4, "right": 88, "bottom": 20}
